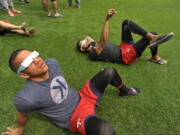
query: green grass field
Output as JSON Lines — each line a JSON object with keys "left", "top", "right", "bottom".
{"left": 0, "top": 0, "right": 180, "bottom": 134}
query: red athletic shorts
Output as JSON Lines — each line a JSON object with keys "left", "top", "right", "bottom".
{"left": 120, "top": 42, "right": 137, "bottom": 65}
{"left": 69, "top": 80, "right": 101, "bottom": 135}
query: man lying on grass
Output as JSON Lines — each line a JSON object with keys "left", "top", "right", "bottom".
{"left": 2, "top": 49, "right": 140, "bottom": 135}
{"left": 77, "top": 9, "right": 174, "bottom": 65}
{"left": 0, "top": 20, "right": 35, "bottom": 37}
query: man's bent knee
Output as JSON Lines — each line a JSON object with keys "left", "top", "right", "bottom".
{"left": 85, "top": 116, "right": 116, "bottom": 135}
{"left": 150, "top": 32, "right": 158, "bottom": 35}
{"left": 103, "top": 67, "right": 116, "bottom": 78}
{"left": 122, "top": 19, "right": 129, "bottom": 26}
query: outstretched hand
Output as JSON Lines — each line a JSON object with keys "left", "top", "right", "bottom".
{"left": 1, "top": 127, "right": 22, "bottom": 135}
{"left": 106, "top": 9, "right": 117, "bottom": 20}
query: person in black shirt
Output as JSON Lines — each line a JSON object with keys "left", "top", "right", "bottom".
{"left": 77, "top": 9, "right": 174, "bottom": 65}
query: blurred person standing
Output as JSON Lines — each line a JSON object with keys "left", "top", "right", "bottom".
{"left": 41, "top": 0, "right": 63, "bottom": 17}
{"left": 67, "top": 0, "right": 80, "bottom": 8}
{"left": 0, "top": 0, "right": 21, "bottom": 16}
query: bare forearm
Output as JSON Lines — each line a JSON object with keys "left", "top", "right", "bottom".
{"left": 100, "top": 18, "right": 109, "bottom": 44}
{"left": 16, "top": 112, "right": 28, "bottom": 134}
{"left": 1, "top": 112, "right": 29, "bottom": 135}
{"left": 96, "top": 17, "right": 110, "bottom": 54}
{"left": 96, "top": 9, "right": 117, "bottom": 54}
{"left": 0, "top": 21, "right": 21, "bottom": 30}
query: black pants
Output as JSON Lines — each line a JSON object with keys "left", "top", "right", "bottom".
{"left": 85, "top": 67, "right": 127, "bottom": 135}
{"left": 121, "top": 20, "right": 158, "bottom": 58}
{"left": 0, "top": 29, "right": 7, "bottom": 36}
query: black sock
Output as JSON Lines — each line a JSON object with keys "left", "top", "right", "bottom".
{"left": 116, "top": 82, "right": 129, "bottom": 94}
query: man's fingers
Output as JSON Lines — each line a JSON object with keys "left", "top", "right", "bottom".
{"left": 108, "top": 9, "right": 117, "bottom": 15}
{"left": 1, "top": 127, "right": 13, "bottom": 135}
{"left": 108, "top": 9, "right": 117, "bottom": 13}
{"left": 1, "top": 131, "right": 10, "bottom": 135}
{"left": 6, "top": 127, "right": 13, "bottom": 132}
{"left": 111, "top": 9, "right": 117, "bottom": 14}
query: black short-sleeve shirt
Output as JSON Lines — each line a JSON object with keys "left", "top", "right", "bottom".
{"left": 89, "top": 42, "right": 123, "bottom": 64}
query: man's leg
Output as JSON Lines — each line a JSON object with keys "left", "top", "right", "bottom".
{"left": 85, "top": 116, "right": 116, "bottom": 135}
{"left": 51, "top": 0, "right": 58, "bottom": 14}
{"left": 68, "top": 0, "right": 72, "bottom": 7}
{"left": 19, "top": 0, "right": 30, "bottom": 4}
{"left": 134, "top": 32, "right": 168, "bottom": 64}
{"left": 122, "top": 20, "right": 174, "bottom": 48}
{"left": 41, "top": 0, "right": 51, "bottom": 16}
{"left": 10, "top": 28, "right": 35, "bottom": 37}
{"left": 133, "top": 37, "right": 150, "bottom": 58}
{"left": 149, "top": 46, "right": 168, "bottom": 64}
{"left": 7, "top": 0, "right": 13, "bottom": 8}
{"left": 121, "top": 19, "right": 149, "bottom": 43}
{"left": 0, "top": 21, "right": 26, "bottom": 30}
{"left": 90, "top": 67, "right": 140, "bottom": 96}
{"left": 9, "top": 29, "right": 27, "bottom": 36}
{"left": 7, "top": 0, "right": 21, "bottom": 14}
{"left": 76, "top": 0, "right": 80, "bottom": 8}
{"left": 149, "top": 32, "right": 159, "bottom": 59}
{"left": 1, "top": 0, "right": 14, "bottom": 16}
{"left": 121, "top": 20, "right": 165, "bottom": 44}
{"left": 121, "top": 20, "right": 134, "bottom": 43}
{"left": 51, "top": 0, "right": 63, "bottom": 17}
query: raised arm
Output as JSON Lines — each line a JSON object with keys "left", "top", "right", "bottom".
{"left": 2, "top": 112, "right": 29, "bottom": 135}
{"left": 95, "top": 9, "right": 117, "bottom": 54}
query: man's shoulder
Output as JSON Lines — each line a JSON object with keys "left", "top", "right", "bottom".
{"left": 14, "top": 88, "right": 32, "bottom": 106}
{"left": 45, "top": 58, "right": 60, "bottom": 69}
{"left": 15, "top": 85, "right": 33, "bottom": 100}
{"left": 45, "top": 58, "right": 59, "bottom": 65}
{"left": 14, "top": 89, "right": 35, "bottom": 114}
{"left": 15, "top": 83, "right": 42, "bottom": 106}
{"left": 89, "top": 48, "right": 98, "bottom": 60}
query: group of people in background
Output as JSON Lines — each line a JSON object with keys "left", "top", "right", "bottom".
{"left": 0, "top": 0, "right": 22, "bottom": 16}
{"left": 0, "top": 0, "right": 81, "bottom": 37}
{"left": 0, "top": 0, "right": 80, "bottom": 17}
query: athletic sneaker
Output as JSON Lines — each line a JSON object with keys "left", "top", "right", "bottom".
{"left": 119, "top": 88, "right": 140, "bottom": 97}
{"left": 148, "top": 32, "right": 174, "bottom": 47}
{"left": 47, "top": 13, "right": 51, "bottom": 17}
{"left": 54, "top": 13, "right": 63, "bottom": 18}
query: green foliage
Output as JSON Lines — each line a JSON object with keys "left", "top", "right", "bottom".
{"left": 0, "top": 0, "right": 179, "bottom": 134}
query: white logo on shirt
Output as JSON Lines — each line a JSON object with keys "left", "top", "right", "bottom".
{"left": 50, "top": 76, "right": 69, "bottom": 104}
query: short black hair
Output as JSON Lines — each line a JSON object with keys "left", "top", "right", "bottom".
{"left": 8, "top": 49, "right": 25, "bottom": 73}
{"left": 76, "top": 40, "right": 82, "bottom": 52}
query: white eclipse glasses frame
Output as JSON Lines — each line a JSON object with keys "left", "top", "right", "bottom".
{"left": 17, "top": 51, "right": 39, "bottom": 74}
{"left": 80, "top": 39, "right": 88, "bottom": 51}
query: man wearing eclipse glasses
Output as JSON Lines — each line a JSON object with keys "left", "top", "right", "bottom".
{"left": 2, "top": 49, "right": 140, "bottom": 135}
{"left": 77, "top": 9, "right": 174, "bottom": 65}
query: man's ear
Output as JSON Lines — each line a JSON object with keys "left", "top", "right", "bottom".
{"left": 18, "top": 72, "right": 30, "bottom": 79}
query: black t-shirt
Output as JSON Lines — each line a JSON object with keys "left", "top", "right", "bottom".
{"left": 89, "top": 42, "right": 123, "bottom": 64}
